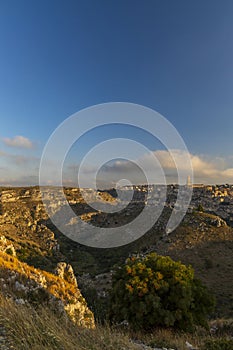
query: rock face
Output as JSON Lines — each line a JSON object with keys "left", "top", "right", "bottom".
{"left": 54, "top": 262, "right": 78, "bottom": 287}
{"left": 0, "top": 252, "right": 95, "bottom": 329}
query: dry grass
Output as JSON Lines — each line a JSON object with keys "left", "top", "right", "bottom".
{"left": 1, "top": 290, "right": 233, "bottom": 349}
{"left": 131, "top": 328, "right": 204, "bottom": 350}
{"left": 0, "top": 293, "right": 138, "bottom": 350}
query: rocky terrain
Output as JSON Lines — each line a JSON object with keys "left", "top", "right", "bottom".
{"left": 0, "top": 185, "right": 233, "bottom": 349}
{"left": 0, "top": 251, "right": 94, "bottom": 326}
{"left": 0, "top": 185, "right": 233, "bottom": 309}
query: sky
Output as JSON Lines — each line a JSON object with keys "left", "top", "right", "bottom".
{"left": 0, "top": 0, "right": 233, "bottom": 186}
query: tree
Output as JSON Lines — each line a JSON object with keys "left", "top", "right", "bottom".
{"left": 109, "top": 253, "right": 214, "bottom": 331}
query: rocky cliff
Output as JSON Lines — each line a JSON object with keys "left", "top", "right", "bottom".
{"left": 0, "top": 251, "right": 94, "bottom": 328}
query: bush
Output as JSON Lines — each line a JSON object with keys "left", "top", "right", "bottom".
{"left": 109, "top": 253, "right": 215, "bottom": 331}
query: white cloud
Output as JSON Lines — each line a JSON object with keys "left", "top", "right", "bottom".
{"left": 222, "top": 168, "right": 233, "bottom": 178}
{"left": 2, "top": 135, "right": 34, "bottom": 149}
{"left": 1, "top": 148, "right": 233, "bottom": 187}
{"left": 78, "top": 150, "right": 233, "bottom": 185}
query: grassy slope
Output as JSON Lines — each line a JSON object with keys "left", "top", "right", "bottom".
{"left": 1, "top": 292, "right": 233, "bottom": 350}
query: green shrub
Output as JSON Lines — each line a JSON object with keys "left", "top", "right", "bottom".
{"left": 109, "top": 253, "right": 215, "bottom": 331}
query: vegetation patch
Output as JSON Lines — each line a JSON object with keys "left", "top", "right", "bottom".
{"left": 109, "top": 252, "right": 215, "bottom": 331}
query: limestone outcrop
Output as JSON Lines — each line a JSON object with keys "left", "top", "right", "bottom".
{"left": 54, "top": 262, "right": 78, "bottom": 287}
{"left": 0, "top": 252, "right": 95, "bottom": 329}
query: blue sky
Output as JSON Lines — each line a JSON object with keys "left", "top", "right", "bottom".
{"left": 0, "top": 0, "right": 233, "bottom": 186}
